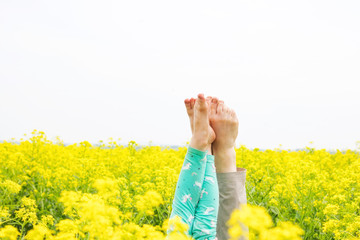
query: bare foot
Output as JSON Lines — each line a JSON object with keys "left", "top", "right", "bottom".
{"left": 187, "top": 94, "right": 216, "bottom": 153}
{"left": 209, "top": 98, "right": 238, "bottom": 173}
{"left": 184, "top": 97, "right": 196, "bottom": 133}
{"left": 184, "top": 96, "right": 213, "bottom": 134}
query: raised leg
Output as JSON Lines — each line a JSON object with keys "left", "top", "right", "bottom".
{"left": 192, "top": 154, "right": 219, "bottom": 240}
{"left": 169, "top": 94, "right": 215, "bottom": 236}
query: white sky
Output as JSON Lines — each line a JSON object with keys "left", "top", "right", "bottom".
{"left": 1, "top": 0, "right": 360, "bottom": 150}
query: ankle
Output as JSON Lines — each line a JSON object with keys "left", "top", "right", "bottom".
{"left": 205, "top": 144, "right": 212, "bottom": 155}
{"left": 190, "top": 136, "right": 209, "bottom": 152}
{"left": 213, "top": 145, "right": 235, "bottom": 156}
{"left": 213, "top": 147, "right": 237, "bottom": 173}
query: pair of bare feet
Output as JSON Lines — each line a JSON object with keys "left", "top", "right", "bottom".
{"left": 184, "top": 94, "right": 238, "bottom": 173}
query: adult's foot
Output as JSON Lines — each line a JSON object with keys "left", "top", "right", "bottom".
{"left": 209, "top": 98, "right": 238, "bottom": 173}
{"left": 186, "top": 94, "right": 215, "bottom": 153}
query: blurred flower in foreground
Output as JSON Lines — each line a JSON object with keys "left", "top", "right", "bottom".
{"left": 0, "top": 225, "right": 20, "bottom": 240}
{"left": 228, "top": 204, "right": 304, "bottom": 240}
{"left": 136, "top": 190, "right": 164, "bottom": 215}
{"left": 165, "top": 215, "right": 193, "bottom": 240}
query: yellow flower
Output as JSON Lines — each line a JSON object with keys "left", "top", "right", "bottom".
{"left": 135, "top": 190, "right": 163, "bottom": 215}
{"left": 14, "top": 197, "right": 38, "bottom": 224}
{"left": 269, "top": 198, "right": 279, "bottom": 207}
{"left": 260, "top": 222, "right": 304, "bottom": 240}
{"left": 40, "top": 215, "right": 54, "bottom": 227}
{"left": 166, "top": 216, "right": 193, "bottom": 239}
{"left": 56, "top": 219, "right": 79, "bottom": 237}
{"left": 93, "top": 178, "right": 120, "bottom": 204}
{"left": 228, "top": 204, "right": 273, "bottom": 234}
{"left": 24, "top": 224, "right": 52, "bottom": 240}
{"left": 0, "top": 207, "right": 10, "bottom": 219}
{"left": 228, "top": 204, "right": 303, "bottom": 240}
{"left": 0, "top": 131, "right": 359, "bottom": 239}
{"left": 323, "top": 204, "right": 340, "bottom": 216}
{"left": 323, "top": 219, "right": 340, "bottom": 233}
{"left": 0, "top": 225, "right": 20, "bottom": 240}
{"left": 0, "top": 180, "right": 22, "bottom": 194}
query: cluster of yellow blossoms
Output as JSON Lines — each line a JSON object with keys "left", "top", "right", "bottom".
{"left": 0, "top": 131, "right": 359, "bottom": 239}
{"left": 228, "top": 204, "right": 303, "bottom": 240}
{"left": 236, "top": 145, "right": 360, "bottom": 239}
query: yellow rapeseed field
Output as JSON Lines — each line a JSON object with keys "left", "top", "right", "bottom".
{"left": 0, "top": 131, "right": 359, "bottom": 239}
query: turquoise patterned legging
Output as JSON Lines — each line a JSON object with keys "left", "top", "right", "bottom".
{"left": 168, "top": 147, "right": 219, "bottom": 239}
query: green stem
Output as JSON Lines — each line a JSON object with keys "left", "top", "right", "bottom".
{"left": 20, "top": 221, "right": 28, "bottom": 239}
{"left": 0, "top": 219, "right": 22, "bottom": 226}
{"left": 134, "top": 211, "right": 144, "bottom": 224}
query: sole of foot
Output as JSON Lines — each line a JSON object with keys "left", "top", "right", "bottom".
{"left": 209, "top": 98, "right": 238, "bottom": 172}
{"left": 189, "top": 94, "right": 216, "bottom": 152}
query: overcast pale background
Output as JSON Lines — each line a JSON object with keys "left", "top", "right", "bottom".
{"left": 1, "top": 0, "right": 359, "bottom": 150}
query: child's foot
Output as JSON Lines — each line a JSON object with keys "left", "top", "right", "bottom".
{"left": 209, "top": 98, "right": 238, "bottom": 172}
{"left": 187, "top": 94, "right": 216, "bottom": 153}
{"left": 184, "top": 97, "right": 196, "bottom": 133}
{"left": 184, "top": 96, "right": 213, "bottom": 134}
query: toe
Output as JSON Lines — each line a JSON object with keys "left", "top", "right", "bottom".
{"left": 211, "top": 97, "right": 219, "bottom": 104}
{"left": 184, "top": 98, "right": 191, "bottom": 108}
{"left": 211, "top": 98, "right": 219, "bottom": 113}
{"left": 206, "top": 96, "right": 212, "bottom": 109}
{"left": 196, "top": 93, "right": 207, "bottom": 110}
{"left": 217, "top": 100, "right": 224, "bottom": 113}
{"left": 206, "top": 97, "right": 212, "bottom": 114}
{"left": 210, "top": 102, "right": 217, "bottom": 115}
{"left": 206, "top": 96, "right": 212, "bottom": 104}
{"left": 190, "top": 98, "right": 196, "bottom": 109}
{"left": 226, "top": 106, "right": 233, "bottom": 119}
{"left": 197, "top": 93, "right": 205, "bottom": 101}
{"left": 223, "top": 105, "right": 230, "bottom": 117}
